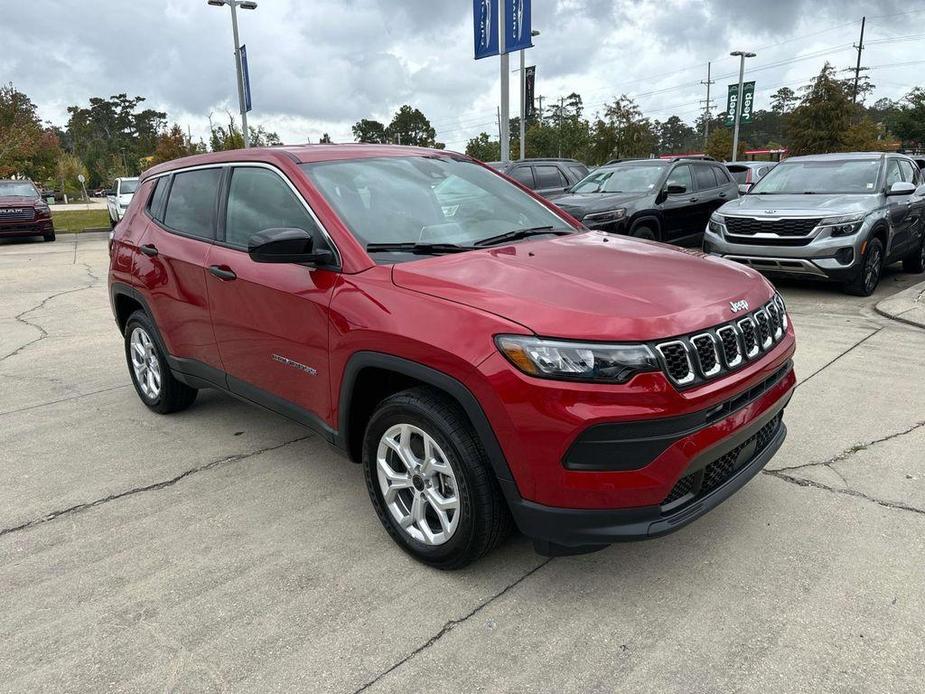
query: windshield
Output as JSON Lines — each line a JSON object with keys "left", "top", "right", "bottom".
{"left": 570, "top": 164, "right": 666, "bottom": 194}
{"left": 749, "top": 159, "right": 882, "bottom": 195}
{"left": 301, "top": 156, "right": 570, "bottom": 249}
{"left": 0, "top": 181, "right": 38, "bottom": 197}
{"left": 119, "top": 179, "right": 139, "bottom": 194}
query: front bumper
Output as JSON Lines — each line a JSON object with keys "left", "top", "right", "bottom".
{"left": 0, "top": 219, "right": 54, "bottom": 237}
{"left": 504, "top": 389, "right": 790, "bottom": 554}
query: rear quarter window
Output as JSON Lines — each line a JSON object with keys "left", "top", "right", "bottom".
{"left": 146, "top": 177, "right": 169, "bottom": 221}
{"left": 162, "top": 168, "right": 222, "bottom": 239}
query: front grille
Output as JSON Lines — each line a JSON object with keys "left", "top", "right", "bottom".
{"left": 725, "top": 217, "right": 820, "bottom": 237}
{"left": 723, "top": 235, "right": 814, "bottom": 247}
{"left": 0, "top": 207, "right": 35, "bottom": 223}
{"left": 653, "top": 295, "right": 788, "bottom": 388}
{"left": 661, "top": 413, "right": 782, "bottom": 508}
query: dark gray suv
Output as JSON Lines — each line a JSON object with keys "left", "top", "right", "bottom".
{"left": 489, "top": 158, "right": 589, "bottom": 198}
{"left": 704, "top": 152, "right": 925, "bottom": 296}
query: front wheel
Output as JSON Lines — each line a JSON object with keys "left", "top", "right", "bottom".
{"left": 124, "top": 310, "right": 197, "bottom": 414}
{"left": 630, "top": 224, "right": 657, "bottom": 241}
{"left": 362, "top": 387, "right": 512, "bottom": 569}
{"left": 844, "top": 237, "right": 884, "bottom": 296}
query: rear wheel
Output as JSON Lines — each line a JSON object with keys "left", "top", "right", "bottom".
{"left": 630, "top": 224, "right": 657, "bottom": 241}
{"left": 124, "top": 310, "right": 197, "bottom": 414}
{"left": 362, "top": 386, "right": 512, "bottom": 569}
{"left": 844, "top": 237, "right": 884, "bottom": 296}
{"left": 43, "top": 232, "right": 55, "bottom": 242}
{"left": 902, "top": 234, "right": 925, "bottom": 274}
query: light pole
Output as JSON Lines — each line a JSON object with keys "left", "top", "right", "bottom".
{"left": 729, "top": 50, "right": 755, "bottom": 162}
{"left": 208, "top": 0, "right": 257, "bottom": 148}
{"left": 519, "top": 29, "right": 540, "bottom": 161}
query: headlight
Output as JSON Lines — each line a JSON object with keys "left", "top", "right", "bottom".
{"left": 582, "top": 208, "right": 626, "bottom": 227}
{"left": 708, "top": 212, "right": 726, "bottom": 235}
{"left": 818, "top": 213, "right": 866, "bottom": 237}
{"left": 495, "top": 335, "right": 658, "bottom": 384}
{"left": 34, "top": 202, "right": 50, "bottom": 215}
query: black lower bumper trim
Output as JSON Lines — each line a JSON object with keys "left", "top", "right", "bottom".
{"left": 505, "top": 414, "right": 787, "bottom": 552}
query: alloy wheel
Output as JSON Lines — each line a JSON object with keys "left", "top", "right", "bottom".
{"left": 376, "top": 423, "right": 460, "bottom": 545}
{"left": 130, "top": 327, "right": 161, "bottom": 399}
{"left": 864, "top": 245, "right": 882, "bottom": 294}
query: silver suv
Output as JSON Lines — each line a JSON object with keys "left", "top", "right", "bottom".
{"left": 704, "top": 152, "right": 925, "bottom": 296}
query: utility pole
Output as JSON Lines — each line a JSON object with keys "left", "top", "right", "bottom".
{"left": 729, "top": 50, "right": 756, "bottom": 163}
{"left": 208, "top": 0, "right": 258, "bottom": 148}
{"left": 852, "top": 16, "right": 866, "bottom": 104}
{"left": 700, "top": 61, "right": 715, "bottom": 148}
{"left": 558, "top": 96, "right": 565, "bottom": 159}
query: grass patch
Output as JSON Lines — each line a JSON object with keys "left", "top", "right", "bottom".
{"left": 52, "top": 208, "right": 110, "bottom": 232}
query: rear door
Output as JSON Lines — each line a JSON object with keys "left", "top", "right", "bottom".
{"left": 135, "top": 167, "right": 224, "bottom": 374}
{"left": 205, "top": 164, "right": 340, "bottom": 426}
{"left": 690, "top": 164, "right": 726, "bottom": 235}
{"left": 506, "top": 165, "right": 536, "bottom": 190}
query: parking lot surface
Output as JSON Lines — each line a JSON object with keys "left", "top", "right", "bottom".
{"left": 2, "top": 233, "right": 924, "bottom": 693}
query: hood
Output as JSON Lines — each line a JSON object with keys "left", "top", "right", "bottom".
{"left": 391, "top": 232, "right": 773, "bottom": 341}
{"left": 0, "top": 195, "right": 38, "bottom": 206}
{"left": 552, "top": 191, "right": 650, "bottom": 219}
{"left": 720, "top": 192, "right": 879, "bottom": 217}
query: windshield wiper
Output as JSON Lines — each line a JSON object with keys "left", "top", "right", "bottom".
{"left": 365, "top": 242, "right": 475, "bottom": 255}
{"left": 473, "top": 226, "right": 573, "bottom": 247}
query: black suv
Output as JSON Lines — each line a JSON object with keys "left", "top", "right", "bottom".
{"left": 553, "top": 158, "right": 738, "bottom": 245}
{"left": 489, "top": 158, "right": 590, "bottom": 197}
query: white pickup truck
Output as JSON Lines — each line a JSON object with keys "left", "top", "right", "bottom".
{"left": 106, "top": 177, "right": 139, "bottom": 227}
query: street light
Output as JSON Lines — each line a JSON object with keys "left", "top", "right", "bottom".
{"left": 208, "top": 0, "right": 257, "bottom": 148}
{"left": 519, "top": 29, "right": 540, "bottom": 160}
{"left": 729, "top": 50, "right": 756, "bottom": 162}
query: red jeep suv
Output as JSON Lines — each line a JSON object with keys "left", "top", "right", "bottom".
{"left": 108, "top": 145, "right": 796, "bottom": 568}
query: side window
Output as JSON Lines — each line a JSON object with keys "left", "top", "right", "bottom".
{"left": 147, "top": 177, "right": 169, "bottom": 221}
{"left": 508, "top": 166, "right": 535, "bottom": 188}
{"left": 162, "top": 168, "right": 222, "bottom": 239}
{"left": 885, "top": 159, "right": 904, "bottom": 188}
{"left": 899, "top": 160, "right": 917, "bottom": 184}
{"left": 534, "top": 165, "right": 567, "bottom": 189}
{"left": 713, "top": 165, "right": 732, "bottom": 184}
{"left": 568, "top": 165, "right": 589, "bottom": 181}
{"left": 693, "top": 165, "right": 716, "bottom": 191}
{"left": 225, "top": 167, "right": 321, "bottom": 249}
{"left": 666, "top": 165, "right": 693, "bottom": 193}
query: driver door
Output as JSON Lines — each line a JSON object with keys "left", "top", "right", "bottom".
{"left": 659, "top": 164, "right": 696, "bottom": 242}
{"left": 885, "top": 158, "right": 915, "bottom": 257}
{"left": 205, "top": 165, "right": 340, "bottom": 425}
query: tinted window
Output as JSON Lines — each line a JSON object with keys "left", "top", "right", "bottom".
{"left": 163, "top": 168, "right": 221, "bottom": 239}
{"left": 898, "top": 159, "right": 917, "bottom": 184}
{"left": 147, "top": 177, "right": 169, "bottom": 220}
{"left": 694, "top": 165, "right": 717, "bottom": 190}
{"left": 508, "top": 166, "right": 535, "bottom": 187}
{"left": 225, "top": 167, "right": 320, "bottom": 248}
{"left": 568, "top": 165, "right": 589, "bottom": 181}
{"left": 713, "top": 166, "right": 732, "bottom": 184}
{"left": 727, "top": 166, "right": 748, "bottom": 184}
{"left": 534, "top": 165, "right": 567, "bottom": 189}
{"left": 666, "top": 165, "right": 693, "bottom": 193}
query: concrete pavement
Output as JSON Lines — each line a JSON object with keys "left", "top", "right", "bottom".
{"left": 1, "top": 233, "right": 923, "bottom": 693}
{"left": 876, "top": 278, "right": 925, "bottom": 329}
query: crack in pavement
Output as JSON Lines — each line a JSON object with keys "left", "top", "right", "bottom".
{"left": 763, "top": 469, "right": 925, "bottom": 517}
{"left": 353, "top": 557, "right": 554, "bottom": 693}
{"left": 0, "top": 383, "right": 130, "bottom": 417}
{"left": 0, "top": 435, "right": 312, "bottom": 539}
{"left": 773, "top": 419, "right": 925, "bottom": 476}
{"left": 795, "top": 327, "right": 883, "bottom": 390}
{"left": 0, "top": 263, "right": 101, "bottom": 363}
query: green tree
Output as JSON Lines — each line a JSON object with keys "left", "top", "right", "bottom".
{"left": 770, "top": 87, "right": 797, "bottom": 114}
{"left": 655, "top": 115, "right": 697, "bottom": 154}
{"left": 887, "top": 87, "right": 925, "bottom": 149}
{"left": 786, "top": 63, "right": 853, "bottom": 155}
{"left": 588, "top": 96, "right": 655, "bottom": 163}
{"left": 0, "top": 83, "right": 62, "bottom": 181}
{"left": 465, "top": 132, "right": 500, "bottom": 161}
{"left": 151, "top": 123, "right": 204, "bottom": 165}
{"left": 55, "top": 152, "right": 88, "bottom": 198}
{"left": 704, "top": 127, "right": 746, "bottom": 161}
{"left": 208, "top": 112, "right": 280, "bottom": 151}
{"left": 319, "top": 133, "right": 332, "bottom": 144}
{"left": 352, "top": 118, "right": 388, "bottom": 143}
{"left": 385, "top": 105, "right": 437, "bottom": 147}
{"left": 843, "top": 117, "right": 892, "bottom": 151}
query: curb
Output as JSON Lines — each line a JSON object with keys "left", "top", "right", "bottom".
{"left": 56, "top": 228, "right": 110, "bottom": 234}
{"left": 875, "top": 279, "right": 925, "bottom": 329}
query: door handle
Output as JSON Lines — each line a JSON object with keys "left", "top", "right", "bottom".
{"left": 719, "top": 192, "right": 728, "bottom": 199}
{"left": 689, "top": 197, "right": 699, "bottom": 203}
{"left": 140, "top": 244, "right": 158, "bottom": 257}
{"left": 209, "top": 265, "right": 237, "bottom": 281}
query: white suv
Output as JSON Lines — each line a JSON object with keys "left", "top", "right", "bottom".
{"left": 106, "top": 177, "right": 139, "bottom": 227}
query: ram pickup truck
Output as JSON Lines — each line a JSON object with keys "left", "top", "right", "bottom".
{"left": 0, "top": 179, "right": 54, "bottom": 242}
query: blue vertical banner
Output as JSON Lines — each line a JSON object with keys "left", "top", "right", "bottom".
{"left": 240, "top": 44, "right": 252, "bottom": 112}
{"left": 504, "top": 0, "right": 533, "bottom": 52}
{"left": 473, "top": 0, "right": 499, "bottom": 60}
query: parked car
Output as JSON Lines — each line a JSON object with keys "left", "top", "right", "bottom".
{"left": 109, "top": 145, "right": 795, "bottom": 568}
{"left": 726, "top": 161, "right": 777, "bottom": 194}
{"left": 704, "top": 152, "right": 925, "bottom": 296}
{"left": 106, "top": 177, "right": 139, "bottom": 227}
{"left": 0, "top": 179, "right": 55, "bottom": 242}
{"left": 552, "top": 157, "right": 738, "bottom": 245}
{"left": 488, "top": 158, "right": 589, "bottom": 197}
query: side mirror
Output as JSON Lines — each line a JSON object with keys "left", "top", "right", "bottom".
{"left": 887, "top": 181, "right": 916, "bottom": 196}
{"left": 665, "top": 184, "right": 687, "bottom": 195}
{"left": 248, "top": 227, "right": 335, "bottom": 266}
{"left": 915, "top": 184, "right": 925, "bottom": 197}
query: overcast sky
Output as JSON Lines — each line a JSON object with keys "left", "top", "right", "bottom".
{"left": 3, "top": 0, "right": 924, "bottom": 150}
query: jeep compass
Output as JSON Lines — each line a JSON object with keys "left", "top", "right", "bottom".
{"left": 108, "top": 145, "right": 795, "bottom": 568}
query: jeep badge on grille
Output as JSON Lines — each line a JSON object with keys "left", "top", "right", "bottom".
{"left": 730, "top": 299, "right": 749, "bottom": 313}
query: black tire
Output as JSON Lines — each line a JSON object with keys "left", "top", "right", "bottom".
{"left": 844, "top": 237, "right": 884, "bottom": 296}
{"left": 902, "top": 234, "right": 925, "bottom": 274}
{"left": 109, "top": 215, "right": 117, "bottom": 229}
{"left": 362, "top": 386, "right": 512, "bottom": 569}
{"left": 630, "top": 224, "right": 657, "bottom": 241}
{"left": 124, "top": 310, "right": 197, "bottom": 414}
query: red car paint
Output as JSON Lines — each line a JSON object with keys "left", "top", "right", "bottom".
{"left": 0, "top": 183, "right": 54, "bottom": 239}
{"left": 110, "top": 145, "right": 795, "bottom": 548}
